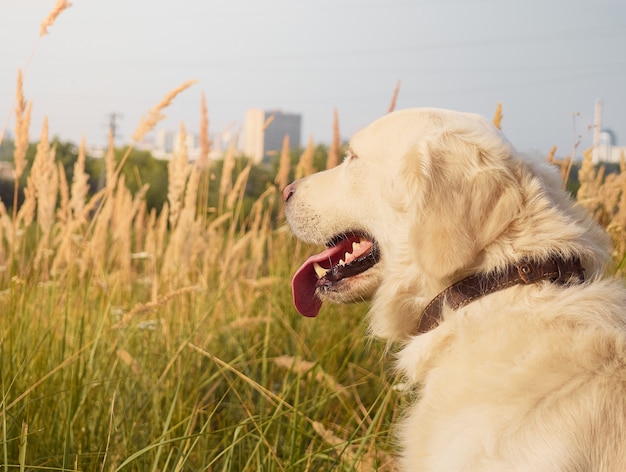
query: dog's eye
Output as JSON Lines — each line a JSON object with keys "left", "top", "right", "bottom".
{"left": 344, "top": 151, "right": 358, "bottom": 163}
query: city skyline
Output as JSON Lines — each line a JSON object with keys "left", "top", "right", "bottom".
{"left": 2, "top": 0, "right": 625, "bottom": 159}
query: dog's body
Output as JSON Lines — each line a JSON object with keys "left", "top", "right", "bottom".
{"left": 284, "top": 108, "right": 626, "bottom": 471}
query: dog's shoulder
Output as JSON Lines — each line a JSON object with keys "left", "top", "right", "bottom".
{"left": 396, "top": 279, "right": 626, "bottom": 470}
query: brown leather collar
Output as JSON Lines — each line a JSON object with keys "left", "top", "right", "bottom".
{"left": 416, "top": 256, "right": 585, "bottom": 334}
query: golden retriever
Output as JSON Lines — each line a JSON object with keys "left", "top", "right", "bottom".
{"left": 283, "top": 108, "right": 626, "bottom": 471}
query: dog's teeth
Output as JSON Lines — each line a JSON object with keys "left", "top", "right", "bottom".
{"left": 352, "top": 242, "right": 360, "bottom": 252}
{"left": 313, "top": 262, "right": 327, "bottom": 278}
{"left": 339, "top": 259, "right": 345, "bottom": 266}
{"left": 345, "top": 252, "right": 351, "bottom": 262}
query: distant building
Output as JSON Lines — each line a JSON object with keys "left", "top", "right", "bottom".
{"left": 154, "top": 129, "right": 201, "bottom": 161}
{"left": 244, "top": 109, "right": 301, "bottom": 163}
{"left": 591, "top": 99, "right": 626, "bottom": 163}
{"left": 210, "top": 124, "right": 239, "bottom": 160}
{"left": 0, "top": 161, "right": 14, "bottom": 180}
{"left": 593, "top": 128, "right": 626, "bottom": 163}
{"left": 156, "top": 130, "right": 176, "bottom": 156}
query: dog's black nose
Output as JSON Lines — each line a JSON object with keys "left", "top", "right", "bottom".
{"left": 283, "top": 182, "right": 296, "bottom": 202}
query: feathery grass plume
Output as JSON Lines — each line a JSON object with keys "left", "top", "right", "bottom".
{"left": 80, "top": 187, "right": 106, "bottom": 221}
{"left": 181, "top": 163, "right": 200, "bottom": 225}
{"left": 198, "top": 92, "right": 211, "bottom": 168}
{"left": 222, "top": 165, "right": 254, "bottom": 275}
{"left": 0, "top": 200, "right": 10, "bottom": 237}
{"left": 155, "top": 202, "right": 169, "bottom": 262}
{"left": 133, "top": 199, "right": 148, "bottom": 254}
{"left": 168, "top": 123, "right": 191, "bottom": 229}
{"left": 103, "top": 79, "right": 196, "bottom": 208}
{"left": 274, "top": 134, "right": 291, "bottom": 192}
{"left": 56, "top": 161, "right": 70, "bottom": 224}
{"left": 31, "top": 117, "right": 58, "bottom": 236}
{"left": 226, "top": 163, "right": 251, "bottom": 211}
{"left": 70, "top": 137, "right": 89, "bottom": 222}
{"left": 12, "top": 69, "right": 33, "bottom": 243}
{"left": 247, "top": 186, "right": 276, "bottom": 233}
{"left": 40, "top": 0, "right": 72, "bottom": 36}
{"left": 197, "top": 93, "right": 212, "bottom": 225}
{"left": 143, "top": 208, "right": 157, "bottom": 256}
{"left": 144, "top": 208, "right": 157, "bottom": 258}
{"left": 295, "top": 134, "right": 315, "bottom": 179}
{"left": 571, "top": 147, "right": 626, "bottom": 270}
{"left": 31, "top": 121, "right": 58, "bottom": 276}
{"left": 546, "top": 145, "right": 575, "bottom": 190}
{"left": 575, "top": 147, "right": 624, "bottom": 232}
{"left": 492, "top": 102, "right": 503, "bottom": 129}
{"left": 219, "top": 231, "right": 254, "bottom": 285}
{"left": 5, "top": 71, "right": 31, "bottom": 279}
{"left": 112, "top": 178, "right": 149, "bottom": 279}
{"left": 163, "top": 160, "right": 202, "bottom": 285}
{"left": 104, "top": 130, "right": 117, "bottom": 192}
{"left": 111, "top": 174, "right": 133, "bottom": 275}
{"left": 327, "top": 108, "right": 341, "bottom": 169}
{"left": 218, "top": 139, "right": 236, "bottom": 213}
{"left": 131, "top": 80, "right": 197, "bottom": 143}
{"left": 16, "top": 177, "right": 36, "bottom": 230}
{"left": 610, "top": 154, "right": 626, "bottom": 263}
{"left": 50, "top": 160, "right": 82, "bottom": 278}
{"left": 0, "top": 201, "right": 11, "bottom": 264}
{"left": 13, "top": 70, "right": 31, "bottom": 183}
{"left": 143, "top": 207, "right": 159, "bottom": 301}
{"left": 577, "top": 147, "right": 601, "bottom": 214}
{"left": 82, "top": 168, "right": 115, "bottom": 277}
{"left": 82, "top": 199, "right": 111, "bottom": 277}
{"left": 179, "top": 164, "right": 203, "bottom": 267}
{"left": 245, "top": 187, "right": 276, "bottom": 278}
{"left": 387, "top": 80, "right": 401, "bottom": 113}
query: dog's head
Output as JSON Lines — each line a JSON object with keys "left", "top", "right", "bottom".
{"left": 284, "top": 108, "right": 608, "bottom": 340}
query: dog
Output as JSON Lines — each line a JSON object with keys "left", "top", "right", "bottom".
{"left": 283, "top": 108, "right": 626, "bottom": 471}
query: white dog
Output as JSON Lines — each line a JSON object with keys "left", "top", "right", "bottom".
{"left": 283, "top": 108, "right": 626, "bottom": 471}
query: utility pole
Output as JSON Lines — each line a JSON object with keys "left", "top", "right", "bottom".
{"left": 105, "top": 112, "right": 123, "bottom": 143}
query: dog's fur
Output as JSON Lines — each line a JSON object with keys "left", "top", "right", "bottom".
{"left": 284, "top": 108, "right": 626, "bottom": 471}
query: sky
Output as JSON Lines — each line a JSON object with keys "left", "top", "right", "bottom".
{"left": 1, "top": 0, "right": 625, "bottom": 158}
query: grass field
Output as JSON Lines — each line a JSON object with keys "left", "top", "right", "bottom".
{"left": 1, "top": 75, "right": 403, "bottom": 469}
{"left": 0, "top": 217, "right": 398, "bottom": 471}
{"left": 1, "top": 8, "right": 398, "bottom": 469}
{"left": 3, "top": 3, "right": 626, "bottom": 471}
{"left": 0, "top": 111, "right": 399, "bottom": 470}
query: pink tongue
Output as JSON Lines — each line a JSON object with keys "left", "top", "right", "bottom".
{"left": 292, "top": 245, "right": 343, "bottom": 317}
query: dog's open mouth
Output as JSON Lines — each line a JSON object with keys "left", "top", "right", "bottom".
{"left": 292, "top": 231, "right": 380, "bottom": 317}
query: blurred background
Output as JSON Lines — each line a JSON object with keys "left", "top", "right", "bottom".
{"left": 2, "top": 0, "right": 625, "bottom": 159}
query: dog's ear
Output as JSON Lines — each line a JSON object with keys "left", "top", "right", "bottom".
{"left": 406, "top": 130, "right": 523, "bottom": 281}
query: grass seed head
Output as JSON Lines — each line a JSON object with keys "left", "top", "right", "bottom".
{"left": 40, "top": 0, "right": 72, "bottom": 36}
{"left": 131, "top": 80, "right": 197, "bottom": 143}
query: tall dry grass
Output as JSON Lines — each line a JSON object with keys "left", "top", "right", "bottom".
{"left": 39, "top": 0, "right": 72, "bottom": 36}
{"left": 1, "top": 27, "right": 396, "bottom": 468}
{"left": 574, "top": 148, "right": 626, "bottom": 272}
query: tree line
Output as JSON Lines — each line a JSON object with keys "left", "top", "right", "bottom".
{"left": 0, "top": 136, "right": 335, "bottom": 218}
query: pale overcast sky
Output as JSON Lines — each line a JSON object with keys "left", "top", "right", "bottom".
{"left": 2, "top": 0, "right": 625, "bottom": 157}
